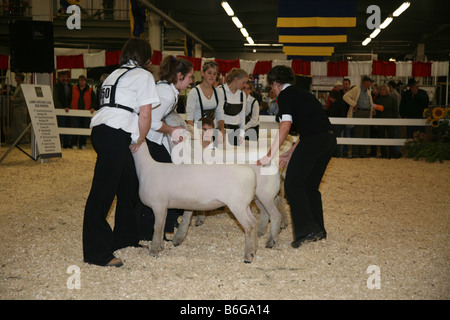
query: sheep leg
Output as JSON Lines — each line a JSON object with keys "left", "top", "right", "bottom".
{"left": 150, "top": 206, "right": 168, "bottom": 257}
{"left": 173, "top": 210, "right": 193, "bottom": 246}
{"left": 228, "top": 204, "right": 257, "bottom": 263}
{"left": 258, "top": 197, "right": 282, "bottom": 248}
{"left": 195, "top": 210, "right": 206, "bottom": 226}
{"left": 255, "top": 198, "right": 269, "bottom": 237}
{"left": 278, "top": 175, "right": 288, "bottom": 229}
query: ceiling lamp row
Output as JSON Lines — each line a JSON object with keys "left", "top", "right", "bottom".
{"left": 221, "top": 1, "right": 254, "bottom": 45}
{"left": 362, "top": 2, "right": 410, "bottom": 46}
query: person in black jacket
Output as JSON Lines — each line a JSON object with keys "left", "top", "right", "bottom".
{"left": 400, "top": 78, "right": 429, "bottom": 138}
{"left": 53, "top": 71, "right": 72, "bottom": 148}
{"left": 257, "top": 65, "right": 336, "bottom": 248}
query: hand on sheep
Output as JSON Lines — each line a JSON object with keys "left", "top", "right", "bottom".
{"left": 279, "top": 151, "right": 292, "bottom": 169}
{"left": 130, "top": 140, "right": 143, "bottom": 153}
{"left": 257, "top": 154, "right": 272, "bottom": 167}
{"left": 170, "top": 127, "right": 188, "bottom": 144}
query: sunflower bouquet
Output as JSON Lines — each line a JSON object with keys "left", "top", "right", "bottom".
{"left": 405, "top": 106, "right": 449, "bottom": 162}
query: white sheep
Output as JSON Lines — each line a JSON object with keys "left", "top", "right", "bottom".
{"left": 171, "top": 135, "right": 285, "bottom": 248}
{"left": 132, "top": 141, "right": 258, "bottom": 263}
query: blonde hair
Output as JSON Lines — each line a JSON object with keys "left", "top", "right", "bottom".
{"left": 226, "top": 68, "right": 249, "bottom": 84}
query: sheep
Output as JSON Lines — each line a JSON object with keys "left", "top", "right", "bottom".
{"left": 171, "top": 134, "right": 285, "bottom": 249}
{"left": 132, "top": 141, "right": 258, "bottom": 263}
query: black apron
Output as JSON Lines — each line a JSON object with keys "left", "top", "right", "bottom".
{"left": 195, "top": 86, "right": 218, "bottom": 120}
{"left": 222, "top": 86, "right": 243, "bottom": 116}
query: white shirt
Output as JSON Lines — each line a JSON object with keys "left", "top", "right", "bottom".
{"left": 244, "top": 95, "right": 260, "bottom": 130}
{"left": 217, "top": 83, "right": 246, "bottom": 130}
{"left": 186, "top": 85, "right": 224, "bottom": 122}
{"left": 90, "top": 62, "right": 160, "bottom": 143}
{"left": 146, "top": 81, "right": 179, "bottom": 145}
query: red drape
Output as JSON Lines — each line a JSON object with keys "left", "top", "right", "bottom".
{"left": 292, "top": 59, "right": 311, "bottom": 76}
{"left": 0, "top": 54, "right": 9, "bottom": 69}
{"left": 327, "top": 61, "right": 348, "bottom": 77}
{"left": 56, "top": 54, "right": 84, "bottom": 69}
{"left": 150, "top": 50, "right": 162, "bottom": 66}
{"left": 372, "top": 60, "right": 396, "bottom": 76}
{"left": 253, "top": 60, "right": 272, "bottom": 75}
{"left": 214, "top": 59, "right": 240, "bottom": 74}
{"left": 412, "top": 61, "right": 432, "bottom": 77}
{"left": 105, "top": 50, "right": 121, "bottom": 66}
{"left": 177, "top": 55, "right": 202, "bottom": 71}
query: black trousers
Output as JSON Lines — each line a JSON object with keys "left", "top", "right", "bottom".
{"left": 83, "top": 124, "right": 140, "bottom": 266}
{"left": 284, "top": 132, "right": 336, "bottom": 239}
{"left": 136, "top": 139, "right": 182, "bottom": 240}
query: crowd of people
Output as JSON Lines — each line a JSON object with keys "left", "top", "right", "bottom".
{"left": 326, "top": 76, "right": 430, "bottom": 159}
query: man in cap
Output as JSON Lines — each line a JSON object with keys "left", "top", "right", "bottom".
{"left": 400, "top": 78, "right": 429, "bottom": 138}
{"left": 343, "top": 75, "right": 375, "bottom": 158}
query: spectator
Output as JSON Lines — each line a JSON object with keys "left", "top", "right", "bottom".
{"left": 326, "top": 80, "right": 343, "bottom": 111}
{"left": 342, "top": 78, "right": 351, "bottom": 94}
{"left": 266, "top": 88, "right": 278, "bottom": 116}
{"left": 70, "top": 75, "right": 97, "bottom": 149}
{"left": 9, "top": 72, "right": 30, "bottom": 144}
{"left": 374, "top": 84, "right": 400, "bottom": 159}
{"left": 368, "top": 82, "right": 380, "bottom": 157}
{"left": 388, "top": 80, "right": 402, "bottom": 157}
{"left": 343, "top": 76, "right": 374, "bottom": 158}
{"left": 400, "top": 78, "right": 429, "bottom": 138}
{"left": 328, "top": 90, "right": 348, "bottom": 157}
{"left": 53, "top": 71, "right": 72, "bottom": 148}
{"left": 341, "top": 78, "right": 352, "bottom": 157}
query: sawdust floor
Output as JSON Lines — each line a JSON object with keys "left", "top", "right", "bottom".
{"left": 0, "top": 144, "right": 449, "bottom": 300}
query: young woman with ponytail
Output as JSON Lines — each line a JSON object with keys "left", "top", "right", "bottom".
{"left": 137, "top": 55, "right": 194, "bottom": 241}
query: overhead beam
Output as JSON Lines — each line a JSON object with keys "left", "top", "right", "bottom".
{"left": 138, "top": 0, "right": 214, "bottom": 52}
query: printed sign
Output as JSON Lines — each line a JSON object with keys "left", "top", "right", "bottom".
{"left": 21, "top": 84, "right": 62, "bottom": 159}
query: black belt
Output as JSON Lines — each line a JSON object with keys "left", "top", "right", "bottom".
{"left": 224, "top": 124, "right": 240, "bottom": 130}
{"left": 101, "top": 103, "right": 135, "bottom": 113}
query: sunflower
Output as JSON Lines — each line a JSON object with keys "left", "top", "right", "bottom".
{"left": 432, "top": 107, "right": 445, "bottom": 120}
{"left": 425, "top": 117, "right": 431, "bottom": 124}
{"left": 423, "top": 107, "right": 432, "bottom": 118}
{"left": 430, "top": 119, "right": 440, "bottom": 128}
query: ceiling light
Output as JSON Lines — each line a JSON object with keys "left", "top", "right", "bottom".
{"left": 362, "top": 37, "right": 372, "bottom": 46}
{"left": 240, "top": 28, "right": 249, "bottom": 37}
{"left": 380, "top": 17, "right": 393, "bottom": 29}
{"left": 393, "top": 2, "right": 410, "bottom": 17}
{"left": 370, "top": 28, "right": 381, "bottom": 38}
{"left": 221, "top": 2, "right": 234, "bottom": 16}
{"left": 232, "top": 17, "right": 243, "bottom": 28}
{"left": 246, "top": 37, "right": 254, "bottom": 45}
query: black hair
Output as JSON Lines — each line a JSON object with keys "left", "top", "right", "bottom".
{"left": 159, "top": 55, "right": 193, "bottom": 84}
{"left": 267, "top": 65, "right": 296, "bottom": 85}
{"left": 119, "top": 38, "right": 153, "bottom": 68}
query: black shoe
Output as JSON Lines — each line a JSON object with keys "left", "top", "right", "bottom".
{"left": 291, "top": 230, "right": 327, "bottom": 248}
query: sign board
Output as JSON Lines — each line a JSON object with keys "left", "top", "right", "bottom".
{"left": 21, "top": 84, "right": 62, "bottom": 159}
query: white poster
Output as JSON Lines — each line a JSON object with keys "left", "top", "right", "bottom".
{"left": 21, "top": 84, "right": 62, "bottom": 159}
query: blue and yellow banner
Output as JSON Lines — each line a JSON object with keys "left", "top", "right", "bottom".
{"left": 277, "top": 0, "right": 357, "bottom": 59}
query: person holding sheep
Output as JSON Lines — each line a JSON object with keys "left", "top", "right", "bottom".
{"left": 137, "top": 55, "right": 193, "bottom": 241}
{"left": 257, "top": 65, "right": 336, "bottom": 249}
{"left": 83, "top": 38, "right": 159, "bottom": 267}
